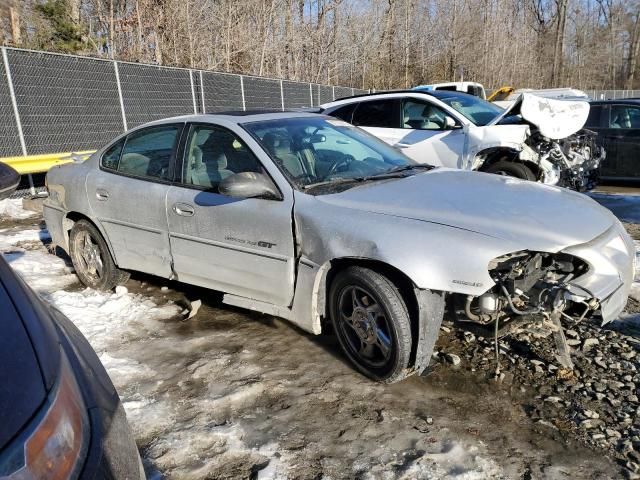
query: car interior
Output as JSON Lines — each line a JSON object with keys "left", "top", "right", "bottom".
{"left": 184, "top": 127, "right": 265, "bottom": 190}
{"left": 403, "top": 101, "right": 445, "bottom": 130}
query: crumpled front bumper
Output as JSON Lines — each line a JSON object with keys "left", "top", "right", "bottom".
{"left": 562, "top": 221, "right": 636, "bottom": 324}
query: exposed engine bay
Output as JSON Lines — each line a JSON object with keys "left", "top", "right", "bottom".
{"left": 497, "top": 93, "right": 605, "bottom": 192}
{"left": 453, "top": 251, "right": 601, "bottom": 370}
{"left": 524, "top": 128, "right": 604, "bottom": 191}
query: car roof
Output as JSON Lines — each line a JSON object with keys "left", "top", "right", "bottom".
{"left": 589, "top": 99, "right": 640, "bottom": 105}
{"left": 138, "top": 110, "right": 326, "bottom": 129}
{"left": 321, "top": 89, "right": 477, "bottom": 108}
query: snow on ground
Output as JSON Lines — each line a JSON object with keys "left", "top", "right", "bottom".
{"left": 0, "top": 198, "right": 38, "bottom": 219}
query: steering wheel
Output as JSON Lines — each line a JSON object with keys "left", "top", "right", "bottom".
{"left": 327, "top": 155, "right": 355, "bottom": 176}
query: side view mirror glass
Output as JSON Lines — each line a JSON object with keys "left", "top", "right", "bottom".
{"left": 0, "top": 162, "right": 20, "bottom": 201}
{"left": 218, "top": 172, "right": 281, "bottom": 200}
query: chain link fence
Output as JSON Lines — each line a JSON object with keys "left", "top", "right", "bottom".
{"left": 0, "top": 46, "right": 368, "bottom": 159}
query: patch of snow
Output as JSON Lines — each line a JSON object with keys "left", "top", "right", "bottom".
{"left": 3, "top": 250, "right": 77, "bottom": 292}
{"left": 0, "top": 199, "right": 38, "bottom": 219}
{"left": 0, "top": 228, "right": 50, "bottom": 251}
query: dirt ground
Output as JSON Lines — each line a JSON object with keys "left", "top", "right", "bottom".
{"left": 1, "top": 192, "right": 639, "bottom": 479}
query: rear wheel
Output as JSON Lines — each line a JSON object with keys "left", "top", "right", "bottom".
{"left": 69, "top": 220, "right": 129, "bottom": 290}
{"left": 484, "top": 160, "right": 536, "bottom": 181}
{"left": 329, "top": 266, "right": 412, "bottom": 383}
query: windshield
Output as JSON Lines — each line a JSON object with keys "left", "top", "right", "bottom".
{"left": 243, "top": 117, "right": 422, "bottom": 190}
{"left": 431, "top": 91, "right": 504, "bottom": 126}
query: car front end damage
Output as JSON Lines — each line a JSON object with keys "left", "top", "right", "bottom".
{"left": 481, "top": 93, "right": 604, "bottom": 192}
{"left": 522, "top": 127, "right": 604, "bottom": 192}
{"left": 452, "top": 222, "right": 635, "bottom": 369}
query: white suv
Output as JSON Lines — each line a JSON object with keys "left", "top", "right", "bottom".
{"left": 321, "top": 90, "right": 603, "bottom": 191}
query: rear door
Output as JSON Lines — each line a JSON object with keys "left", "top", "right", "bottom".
{"left": 86, "top": 123, "right": 183, "bottom": 278}
{"left": 166, "top": 123, "right": 296, "bottom": 306}
{"left": 606, "top": 104, "right": 640, "bottom": 179}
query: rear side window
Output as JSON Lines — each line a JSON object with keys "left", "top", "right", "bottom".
{"left": 117, "top": 125, "right": 180, "bottom": 180}
{"left": 101, "top": 139, "right": 124, "bottom": 170}
{"left": 352, "top": 100, "right": 399, "bottom": 128}
{"left": 328, "top": 103, "right": 357, "bottom": 123}
{"left": 609, "top": 105, "right": 640, "bottom": 129}
{"left": 585, "top": 105, "right": 602, "bottom": 128}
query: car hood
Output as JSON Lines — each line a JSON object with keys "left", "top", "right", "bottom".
{"left": 488, "top": 92, "right": 590, "bottom": 139}
{"left": 316, "top": 169, "right": 614, "bottom": 252}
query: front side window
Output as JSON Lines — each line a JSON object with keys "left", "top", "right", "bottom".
{"left": 117, "top": 125, "right": 180, "bottom": 180}
{"left": 609, "top": 105, "right": 640, "bottom": 129}
{"left": 402, "top": 100, "right": 450, "bottom": 130}
{"left": 352, "top": 99, "right": 399, "bottom": 128}
{"left": 244, "top": 117, "right": 419, "bottom": 191}
{"left": 182, "top": 125, "right": 265, "bottom": 190}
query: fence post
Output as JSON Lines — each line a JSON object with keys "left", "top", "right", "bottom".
{"left": 309, "top": 83, "right": 313, "bottom": 106}
{"left": 280, "top": 79, "right": 285, "bottom": 111}
{"left": 113, "top": 61, "right": 128, "bottom": 132}
{"left": 240, "top": 75, "right": 246, "bottom": 111}
{"left": 2, "top": 47, "right": 33, "bottom": 194}
{"left": 189, "top": 70, "right": 197, "bottom": 114}
{"left": 352, "top": 88, "right": 355, "bottom": 96}
{"left": 332, "top": 86, "right": 336, "bottom": 101}
{"left": 200, "top": 71, "right": 206, "bottom": 113}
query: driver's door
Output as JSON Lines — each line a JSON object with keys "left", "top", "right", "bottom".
{"left": 387, "top": 99, "right": 465, "bottom": 168}
{"left": 166, "top": 123, "right": 296, "bottom": 307}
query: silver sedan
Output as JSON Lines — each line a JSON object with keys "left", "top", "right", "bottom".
{"left": 43, "top": 112, "right": 635, "bottom": 383}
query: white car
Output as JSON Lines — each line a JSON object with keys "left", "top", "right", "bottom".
{"left": 321, "top": 90, "right": 603, "bottom": 191}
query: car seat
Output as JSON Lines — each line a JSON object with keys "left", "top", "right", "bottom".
{"left": 119, "top": 152, "right": 151, "bottom": 177}
{"left": 262, "top": 132, "right": 308, "bottom": 178}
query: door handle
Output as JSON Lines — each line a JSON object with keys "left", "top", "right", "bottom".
{"left": 95, "top": 189, "right": 109, "bottom": 200}
{"left": 396, "top": 143, "right": 411, "bottom": 148}
{"left": 172, "top": 203, "right": 195, "bottom": 217}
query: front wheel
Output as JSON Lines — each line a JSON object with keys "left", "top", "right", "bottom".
{"left": 484, "top": 160, "right": 536, "bottom": 181}
{"left": 329, "top": 266, "right": 413, "bottom": 383}
{"left": 69, "top": 219, "right": 129, "bottom": 290}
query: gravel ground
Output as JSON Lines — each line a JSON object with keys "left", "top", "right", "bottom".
{"left": 1, "top": 195, "right": 639, "bottom": 479}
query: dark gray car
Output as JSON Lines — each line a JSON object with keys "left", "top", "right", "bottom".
{"left": 586, "top": 99, "right": 640, "bottom": 181}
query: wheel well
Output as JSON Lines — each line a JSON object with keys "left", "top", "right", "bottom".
{"left": 62, "top": 212, "right": 117, "bottom": 262}
{"left": 323, "top": 258, "right": 420, "bottom": 365}
{"left": 476, "top": 148, "right": 540, "bottom": 176}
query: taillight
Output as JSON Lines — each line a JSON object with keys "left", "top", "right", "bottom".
{"left": 0, "top": 351, "right": 89, "bottom": 480}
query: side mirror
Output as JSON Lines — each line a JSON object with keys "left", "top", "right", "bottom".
{"left": 218, "top": 172, "right": 281, "bottom": 200}
{"left": 444, "top": 116, "right": 459, "bottom": 129}
{"left": 0, "top": 162, "right": 20, "bottom": 201}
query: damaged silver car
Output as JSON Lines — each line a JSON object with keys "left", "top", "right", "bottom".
{"left": 43, "top": 112, "right": 634, "bottom": 383}
{"left": 321, "top": 91, "right": 604, "bottom": 191}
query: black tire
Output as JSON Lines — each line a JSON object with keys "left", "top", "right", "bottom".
{"left": 329, "top": 266, "right": 412, "bottom": 383}
{"left": 69, "top": 219, "right": 129, "bottom": 290}
{"left": 484, "top": 160, "right": 536, "bottom": 181}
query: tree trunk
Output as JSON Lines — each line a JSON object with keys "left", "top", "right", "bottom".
{"left": 9, "top": 5, "right": 20, "bottom": 45}
{"left": 626, "top": 9, "right": 640, "bottom": 89}
{"left": 551, "top": 0, "right": 568, "bottom": 87}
